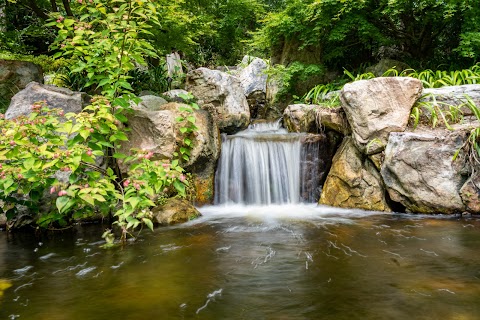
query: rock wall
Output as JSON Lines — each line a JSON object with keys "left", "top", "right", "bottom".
{"left": 284, "top": 78, "right": 480, "bottom": 214}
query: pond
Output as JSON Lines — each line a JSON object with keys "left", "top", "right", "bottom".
{"left": 1, "top": 204, "right": 480, "bottom": 320}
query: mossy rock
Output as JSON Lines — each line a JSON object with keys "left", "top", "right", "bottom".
{"left": 153, "top": 198, "right": 201, "bottom": 226}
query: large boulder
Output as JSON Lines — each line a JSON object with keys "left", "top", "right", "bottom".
{"left": 381, "top": 130, "right": 469, "bottom": 214}
{"left": 0, "top": 60, "right": 43, "bottom": 103}
{"left": 186, "top": 68, "right": 250, "bottom": 134}
{"left": 119, "top": 102, "right": 221, "bottom": 205}
{"left": 319, "top": 137, "right": 391, "bottom": 211}
{"left": 5, "top": 82, "right": 88, "bottom": 119}
{"left": 421, "top": 85, "right": 480, "bottom": 117}
{"left": 237, "top": 56, "right": 268, "bottom": 118}
{"left": 153, "top": 198, "right": 201, "bottom": 225}
{"left": 340, "top": 77, "right": 423, "bottom": 155}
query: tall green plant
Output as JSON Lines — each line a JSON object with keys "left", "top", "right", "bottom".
{"left": 0, "top": 0, "right": 196, "bottom": 244}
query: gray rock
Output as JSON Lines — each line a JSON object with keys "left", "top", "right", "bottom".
{"left": 0, "top": 60, "right": 43, "bottom": 103}
{"left": 238, "top": 56, "right": 268, "bottom": 96}
{"left": 421, "top": 84, "right": 480, "bottom": 117}
{"left": 133, "top": 95, "right": 168, "bottom": 111}
{"left": 340, "top": 77, "right": 423, "bottom": 155}
{"left": 319, "top": 137, "right": 391, "bottom": 211}
{"left": 381, "top": 131, "right": 469, "bottom": 214}
{"left": 186, "top": 68, "right": 250, "bottom": 134}
{"left": 162, "top": 89, "right": 189, "bottom": 102}
{"left": 6, "top": 82, "right": 88, "bottom": 119}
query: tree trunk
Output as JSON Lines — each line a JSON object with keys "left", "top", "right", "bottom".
{"left": 25, "top": 0, "right": 49, "bottom": 20}
{"left": 0, "top": 0, "right": 6, "bottom": 33}
{"left": 50, "top": 0, "right": 58, "bottom": 12}
{"left": 61, "top": 0, "right": 73, "bottom": 16}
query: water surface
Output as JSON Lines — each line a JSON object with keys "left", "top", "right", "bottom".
{"left": 1, "top": 205, "right": 480, "bottom": 320}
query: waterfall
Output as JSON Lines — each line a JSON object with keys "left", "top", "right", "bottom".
{"left": 214, "top": 121, "right": 323, "bottom": 205}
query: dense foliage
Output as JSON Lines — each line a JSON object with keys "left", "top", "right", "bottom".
{"left": 253, "top": 0, "right": 480, "bottom": 70}
{"left": 0, "top": 0, "right": 195, "bottom": 243}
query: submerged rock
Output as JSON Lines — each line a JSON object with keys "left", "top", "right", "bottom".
{"left": 6, "top": 82, "right": 88, "bottom": 119}
{"left": 186, "top": 68, "right": 250, "bottom": 134}
{"left": 381, "top": 131, "right": 469, "bottom": 214}
{"left": 153, "top": 198, "right": 201, "bottom": 225}
{"left": 319, "top": 137, "right": 391, "bottom": 211}
{"left": 340, "top": 77, "right": 422, "bottom": 155}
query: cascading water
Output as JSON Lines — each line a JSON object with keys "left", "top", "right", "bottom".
{"left": 214, "top": 121, "right": 323, "bottom": 205}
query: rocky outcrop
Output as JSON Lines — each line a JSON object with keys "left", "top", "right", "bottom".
{"left": 340, "top": 77, "right": 422, "bottom": 154}
{"left": 381, "top": 131, "right": 469, "bottom": 214}
{"left": 5, "top": 82, "right": 88, "bottom": 119}
{"left": 237, "top": 56, "right": 268, "bottom": 118}
{"left": 0, "top": 60, "right": 43, "bottom": 103}
{"left": 186, "top": 68, "right": 250, "bottom": 134}
{"left": 153, "top": 198, "right": 201, "bottom": 225}
{"left": 319, "top": 137, "right": 391, "bottom": 211}
{"left": 120, "top": 102, "right": 220, "bottom": 204}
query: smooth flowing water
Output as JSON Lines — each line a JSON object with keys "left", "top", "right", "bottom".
{"left": 215, "top": 122, "right": 323, "bottom": 205}
{"left": 1, "top": 205, "right": 480, "bottom": 320}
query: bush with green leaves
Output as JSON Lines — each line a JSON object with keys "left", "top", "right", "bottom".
{"left": 0, "top": 0, "right": 199, "bottom": 244}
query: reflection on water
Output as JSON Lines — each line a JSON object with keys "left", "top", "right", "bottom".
{"left": 1, "top": 205, "right": 480, "bottom": 319}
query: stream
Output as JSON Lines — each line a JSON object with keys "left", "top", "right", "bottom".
{"left": 1, "top": 204, "right": 480, "bottom": 319}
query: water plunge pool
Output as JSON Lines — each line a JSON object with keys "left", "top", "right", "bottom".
{"left": 1, "top": 205, "right": 480, "bottom": 319}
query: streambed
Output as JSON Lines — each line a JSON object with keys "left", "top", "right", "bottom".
{"left": 1, "top": 205, "right": 480, "bottom": 319}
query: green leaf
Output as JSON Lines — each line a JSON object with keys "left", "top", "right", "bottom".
{"left": 56, "top": 196, "right": 70, "bottom": 213}
{"left": 173, "top": 180, "right": 185, "bottom": 196}
{"left": 80, "top": 194, "right": 95, "bottom": 206}
{"left": 114, "top": 113, "right": 128, "bottom": 123}
{"left": 24, "top": 157, "right": 35, "bottom": 170}
{"left": 143, "top": 218, "right": 154, "bottom": 231}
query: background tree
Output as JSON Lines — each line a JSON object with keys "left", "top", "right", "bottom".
{"left": 254, "top": 0, "right": 480, "bottom": 70}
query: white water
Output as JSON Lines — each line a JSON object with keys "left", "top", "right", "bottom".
{"left": 214, "top": 121, "right": 303, "bottom": 205}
